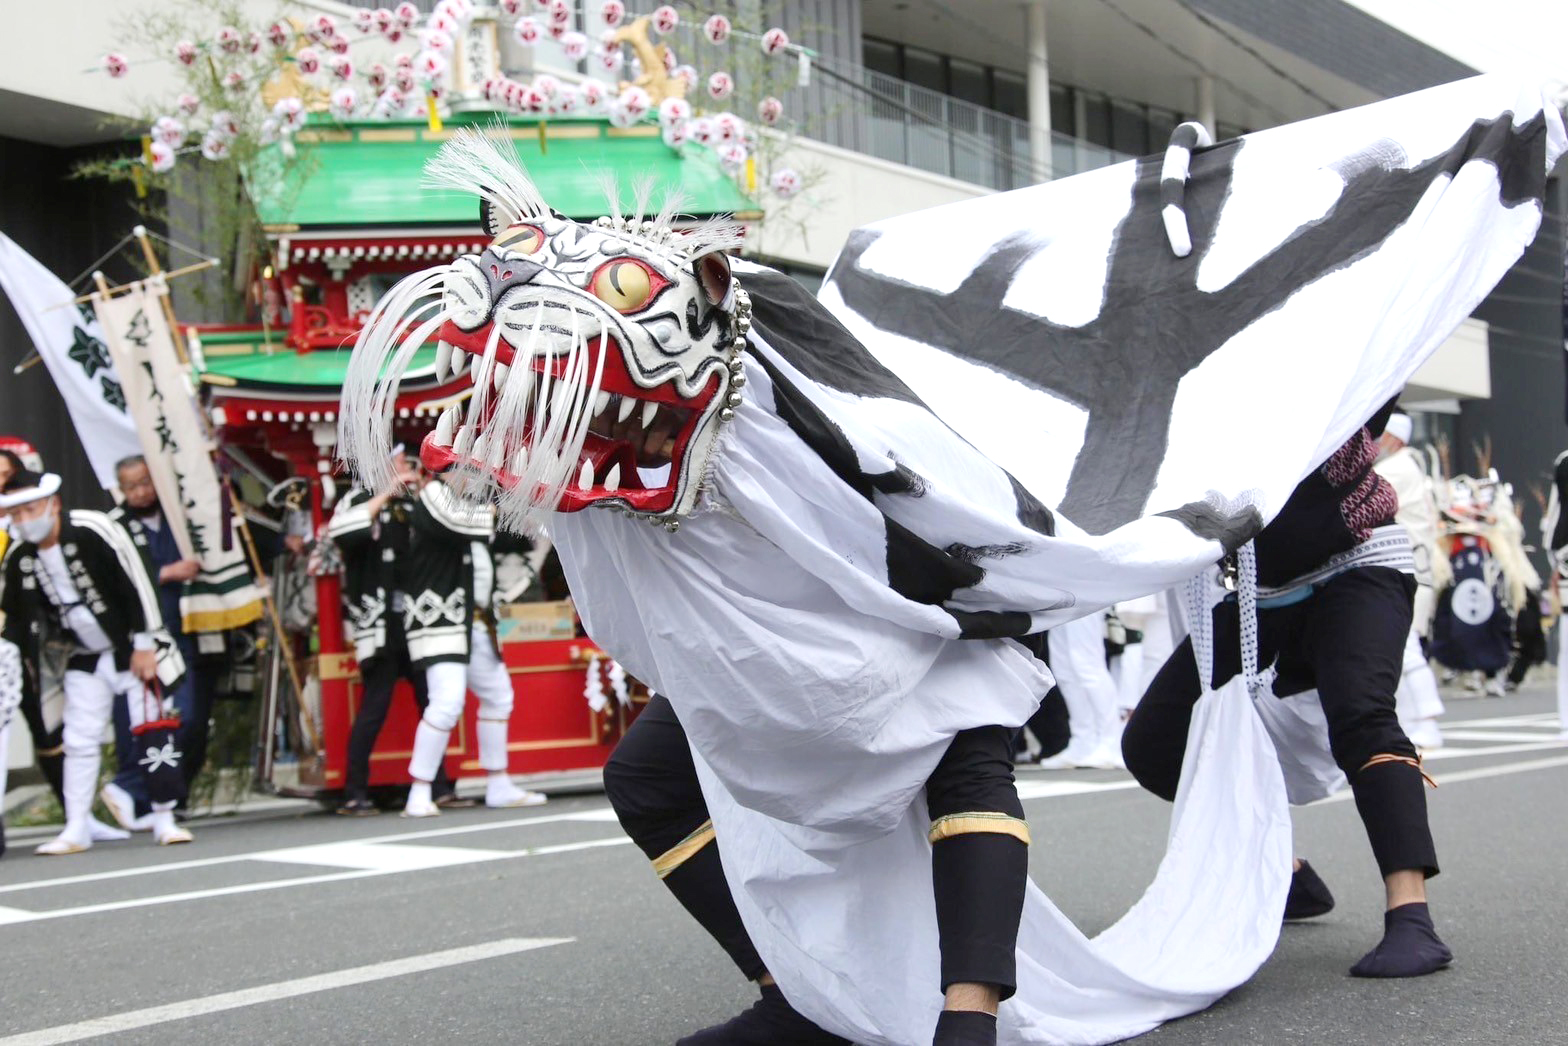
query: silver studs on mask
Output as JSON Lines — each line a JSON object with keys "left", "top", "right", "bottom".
{"left": 718, "top": 285, "right": 751, "bottom": 425}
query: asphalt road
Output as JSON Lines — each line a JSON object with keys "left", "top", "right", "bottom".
{"left": 2, "top": 680, "right": 1565, "bottom": 1046}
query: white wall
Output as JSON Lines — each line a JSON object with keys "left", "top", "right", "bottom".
{"left": 1407, "top": 318, "right": 1491, "bottom": 402}
{"left": 747, "top": 134, "right": 991, "bottom": 270}
{"left": 0, "top": 0, "right": 363, "bottom": 145}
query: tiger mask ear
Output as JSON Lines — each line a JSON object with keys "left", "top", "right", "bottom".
{"left": 695, "top": 251, "right": 734, "bottom": 312}
{"left": 480, "top": 196, "right": 505, "bottom": 238}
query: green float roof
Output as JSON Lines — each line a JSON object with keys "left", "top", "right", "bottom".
{"left": 251, "top": 114, "right": 760, "bottom": 231}
{"left": 196, "top": 332, "right": 438, "bottom": 389}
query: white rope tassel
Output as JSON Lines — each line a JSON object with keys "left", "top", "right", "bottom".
{"left": 1235, "top": 541, "right": 1276, "bottom": 698}
{"left": 583, "top": 654, "right": 608, "bottom": 713}
{"left": 1160, "top": 121, "right": 1215, "bottom": 258}
{"left": 607, "top": 658, "right": 630, "bottom": 707}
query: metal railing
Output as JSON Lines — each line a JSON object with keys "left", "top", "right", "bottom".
{"left": 808, "top": 60, "right": 1134, "bottom": 191}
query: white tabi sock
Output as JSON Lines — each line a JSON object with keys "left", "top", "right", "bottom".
{"left": 408, "top": 719, "right": 453, "bottom": 784}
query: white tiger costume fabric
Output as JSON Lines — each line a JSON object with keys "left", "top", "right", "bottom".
{"left": 343, "top": 76, "right": 1564, "bottom": 1044}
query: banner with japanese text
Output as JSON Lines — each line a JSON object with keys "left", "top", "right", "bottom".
{"left": 94, "top": 282, "right": 263, "bottom": 633}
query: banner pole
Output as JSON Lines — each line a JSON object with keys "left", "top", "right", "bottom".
{"left": 223, "top": 468, "right": 320, "bottom": 754}
{"left": 134, "top": 225, "right": 191, "bottom": 367}
{"left": 130, "top": 232, "right": 321, "bottom": 757}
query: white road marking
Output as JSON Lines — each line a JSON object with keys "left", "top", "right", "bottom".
{"left": 1436, "top": 729, "right": 1565, "bottom": 744}
{"left": 0, "top": 807, "right": 627, "bottom": 895}
{"left": 0, "top": 937, "right": 572, "bottom": 1046}
{"left": 1309, "top": 753, "right": 1568, "bottom": 805}
{"left": 1443, "top": 712, "right": 1558, "bottom": 728}
{"left": 0, "top": 869, "right": 382, "bottom": 924}
{"left": 1424, "top": 740, "right": 1567, "bottom": 761}
{"left": 0, "top": 836, "right": 635, "bottom": 925}
{"left": 1016, "top": 778, "right": 1140, "bottom": 800}
{"left": 3, "top": 712, "right": 1562, "bottom": 925}
{"left": 0, "top": 905, "right": 37, "bottom": 925}
{"left": 258, "top": 841, "right": 511, "bottom": 872}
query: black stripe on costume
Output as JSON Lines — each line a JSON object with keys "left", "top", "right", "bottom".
{"left": 744, "top": 264, "right": 1054, "bottom": 539}
{"left": 741, "top": 266, "right": 925, "bottom": 407}
{"left": 827, "top": 110, "right": 1552, "bottom": 538}
{"left": 750, "top": 349, "right": 1051, "bottom": 638}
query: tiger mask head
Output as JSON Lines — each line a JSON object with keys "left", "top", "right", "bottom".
{"left": 341, "top": 128, "right": 749, "bottom": 530}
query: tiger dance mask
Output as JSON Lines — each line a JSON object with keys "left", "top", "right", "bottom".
{"left": 341, "top": 128, "right": 749, "bottom": 529}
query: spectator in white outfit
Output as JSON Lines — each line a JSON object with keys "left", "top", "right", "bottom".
{"left": 1544, "top": 449, "right": 1568, "bottom": 740}
{"left": 1044, "top": 610, "right": 1123, "bottom": 769}
{"left": 1374, "top": 412, "right": 1445, "bottom": 749}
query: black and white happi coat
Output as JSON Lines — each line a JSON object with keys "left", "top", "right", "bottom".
{"left": 327, "top": 487, "right": 409, "bottom": 664}
{"left": 0, "top": 511, "right": 184, "bottom": 689}
{"left": 402, "top": 479, "right": 496, "bottom": 670}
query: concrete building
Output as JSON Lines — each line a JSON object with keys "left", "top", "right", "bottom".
{"left": 2, "top": 0, "right": 1564, "bottom": 539}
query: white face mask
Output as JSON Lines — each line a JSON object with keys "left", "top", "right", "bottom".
{"left": 15, "top": 508, "right": 55, "bottom": 544}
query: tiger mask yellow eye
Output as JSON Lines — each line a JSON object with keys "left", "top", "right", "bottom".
{"left": 493, "top": 224, "right": 544, "bottom": 255}
{"left": 591, "top": 259, "right": 667, "bottom": 313}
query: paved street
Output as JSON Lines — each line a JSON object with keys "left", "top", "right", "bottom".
{"left": 2, "top": 681, "right": 1565, "bottom": 1046}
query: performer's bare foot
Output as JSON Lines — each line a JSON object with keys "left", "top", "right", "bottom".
{"left": 675, "top": 977, "right": 850, "bottom": 1045}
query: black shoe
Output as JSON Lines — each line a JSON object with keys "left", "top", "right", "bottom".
{"left": 1349, "top": 902, "right": 1453, "bottom": 978}
{"left": 934, "top": 1010, "right": 997, "bottom": 1046}
{"left": 676, "top": 983, "right": 850, "bottom": 1045}
{"left": 1283, "top": 860, "right": 1335, "bottom": 920}
{"left": 434, "top": 793, "right": 480, "bottom": 809}
{"left": 336, "top": 799, "right": 380, "bottom": 817}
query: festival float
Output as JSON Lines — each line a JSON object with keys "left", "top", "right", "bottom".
{"left": 98, "top": 0, "right": 802, "bottom": 800}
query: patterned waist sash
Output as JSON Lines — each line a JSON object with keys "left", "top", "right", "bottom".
{"left": 1253, "top": 525, "right": 1416, "bottom": 607}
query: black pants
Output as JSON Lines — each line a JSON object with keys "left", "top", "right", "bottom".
{"left": 344, "top": 616, "right": 449, "bottom": 801}
{"left": 604, "top": 694, "right": 1029, "bottom": 999}
{"left": 1122, "top": 566, "right": 1438, "bottom": 878}
{"left": 1022, "top": 687, "right": 1070, "bottom": 758}
{"left": 19, "top": 679, "right": 65, "bottom": 802}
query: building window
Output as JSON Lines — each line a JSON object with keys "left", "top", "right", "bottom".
{"left": 1048, "top": 83, "right": 1072, "bottom": 136}
{"left": 995, "top": 70, "right": 1029, "bottom": 121}
{"left": 864, "top": 37, "right": 900, "bottom": 79}
{"left": 902, "top": 46, "right": 945, "bottom": 95}
{"left": 1079, "top": 91, "right": 1111, "bottom": 149}
{"left": 860, "top": 35, "right": 1209, "bottom": 155}
{"left": 1110, "top": 100, "right": 1150, "bottom": 156}
{"left": 948, "top": 58, "right": 989, "bottom": 109}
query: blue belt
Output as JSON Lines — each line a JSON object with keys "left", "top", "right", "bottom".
{"left": 1224, "top": 583, "right": 1317, "bottom": 610}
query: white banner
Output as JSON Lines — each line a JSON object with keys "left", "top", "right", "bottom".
{"left": 94, "top": 282, "right": 264, "bottom": 633}
{"left": 0, "top": 233, "right": 139, "bottom": 488}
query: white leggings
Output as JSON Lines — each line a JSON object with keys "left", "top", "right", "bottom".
{"left": 63, "top": 651, "right": 159, "bottom": 757}
{"left": 1049, "top": 610, "right": 1122, "bottom": 756}
{"left": 1558, "top": 620, "right": 1568, "bottom": 733}
{"left": 61, "top": 651, "right": 174, "bottom": 829}
{"left": 422, "top": 624, "right": 514, "bottom": 732}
